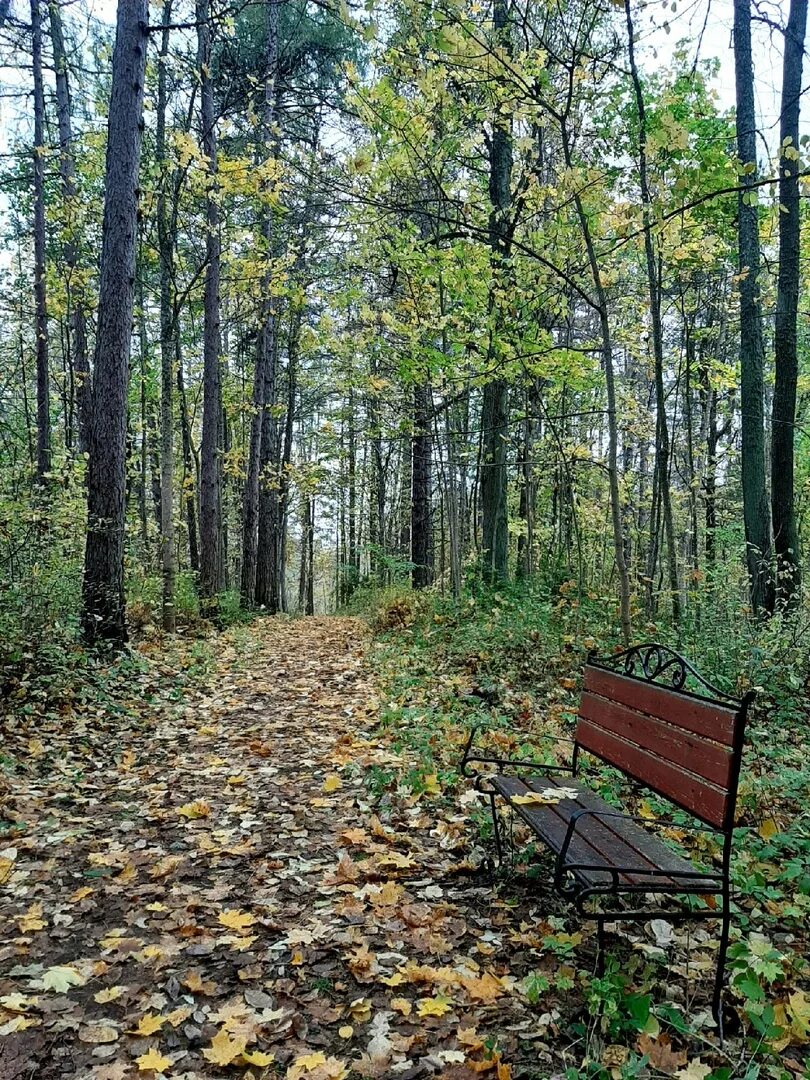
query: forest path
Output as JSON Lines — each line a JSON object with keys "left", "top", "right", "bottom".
{"left": 1, "top": 616, "right": 562, "bottom": 1080}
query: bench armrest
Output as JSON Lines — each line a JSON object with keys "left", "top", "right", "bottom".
{"left": 554, "top": 808, "right": 724, "bottom": 889}
{"left": 460, "top": 726, "right": 576, "bottom": 778}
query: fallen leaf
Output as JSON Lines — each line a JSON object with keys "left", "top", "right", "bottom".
{"left": 129, "top": 1014, "right": 165, "bottom": 1037}
{"left": 41, "top": 965, "right": 86, "bottom": 992}
{"left": 177, "top": 799, "right": 210, "bottom": 819}
{"left": 78, "top": 1023, "right": 119, "bottom": 1045}
{"left": 417, "top": 996, "right": 453, "bottom": 1018}
{"left": 202, "top": 1027, "right": 248, "bottom": 1065}
{"left": 135, "top": 1047, "right": 172, "bottom": 1073}
{"left": 323, "top": 774, "right": 343, "bottom": 793}
{"left": 217, "top": 909, "right": 256, "bottom": 933}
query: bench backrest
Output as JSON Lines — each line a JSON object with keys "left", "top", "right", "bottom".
{"left": 576, "top": 645, "right": 752, "bottom": 832}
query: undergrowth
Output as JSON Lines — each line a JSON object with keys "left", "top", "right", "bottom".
{"left": 361, "top": 580, "right": 810, "bottom": 1079}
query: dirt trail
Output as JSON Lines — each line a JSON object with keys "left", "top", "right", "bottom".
{"left": 1, "top": 617, "right": 575, "bottom": 1080}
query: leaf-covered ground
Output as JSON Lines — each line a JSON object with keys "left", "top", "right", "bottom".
{"left": 0, "top": 617, "right": 806, "bottom": 1080}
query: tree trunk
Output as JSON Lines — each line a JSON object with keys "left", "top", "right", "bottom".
{"left": 771, "top": 0, "right": 807, "bottom": 609}
{"left": 480, "top": 0, "right": 512, "bottom": 584}
{"left": 156, "top": 0, "right": 176, "bottom": 629}
{"left": 734, "top": 0, "right": 774, "bottom": 614}
{"left": 31, "top": 0, "right": 50, "bottom": 481}
{"left": 625, "top": 0, "right": 681, "bottom": 623}
{"left": 411, "top": 381, "right": 432, "bottom": 589}
{"left": 197, "top": 0, "right": 223, "bottom": 611}
{"left": 49, "top": 0, "right": 91, "bottom": 455}
{"left": 81, "top": 0, "right": 147, "bottom": 646}
{"left": 241, "top": 0, "right": 280, "bottom": 607}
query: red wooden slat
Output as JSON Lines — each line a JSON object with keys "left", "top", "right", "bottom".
{"left": 584, "top": 666, "right": 737, "bottom": 746}
{"left": 579, "top": 692, "right": 733, "bottom": 789}
{"left": 575, "top": 718, "right": 729, "bottom": 827}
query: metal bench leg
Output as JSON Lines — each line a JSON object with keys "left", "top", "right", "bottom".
{"left": 712, "top": 906, "right": 731, "bottom": 1043}
{"left": 489, "top": 793, "right": 503, "bottom": 866}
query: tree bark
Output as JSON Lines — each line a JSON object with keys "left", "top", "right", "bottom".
{"left": 156, "top": 0, "right": 176, "bottom": 630}
{"left": 197, "top": 0, "right": 223, "bottom": 610}
{"left": 734, "top": 0, "right": 774, "bottom": 614}
{"left": 241, "top": 0, "right": 280, "bottom": 607}
{"left": 49, "top": 0, "right": 91, "bottom": 455}
{"left": 31, "top": 0, "right": 50, "bottom": 481}
{"left": 81, "top": 0, "right": 148, "bottom": 646}
{"left": 771, "top": 0, "right": 807, "bottom": 609}
{"left": 480, "top": 0, "right": 512, "bottom": 584}
{"left": 411, "top": 381, "right": 432, "bottom": 588}
{"left": 624, "top": 0, "right": 681, "bottom": 623}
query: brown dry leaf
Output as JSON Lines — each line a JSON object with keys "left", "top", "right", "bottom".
{"left": 78, "top": 1023, "right": 119, "bottom": 1044}
{"left": 637, "top": 1034, "right": 687, "bottom": 1074}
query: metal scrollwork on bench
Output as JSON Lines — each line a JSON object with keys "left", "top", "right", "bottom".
{"left": 588, "top": 642, "right": 740, "bottom": 704}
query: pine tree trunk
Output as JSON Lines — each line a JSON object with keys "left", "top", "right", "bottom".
{"left": 156, "top": 0, "right": 176, "bottom": 630}
{"left": 241, "top": 0, "right": 280, "bottom": 607}
{"left": 81, "top": 0, "right": 147, "bottom": 646}
{"left": 772, "top": 0, "right": 807, "bottom": 609}
{"left": 197, "top": 0, "right": 223, "bottom": 611}
{"left": 49, "top": 0, "right": 91, "bottom": 455}
{"left": 480, "top": 0, "right": 512, "bottom": 584}
{"left": 734, "top": 0, "right": 774, "bottom": 614}
{"left": 411, "top": 381, "right": 432, "bottom": 589}
{"left": 625, "top": 0, "right": 681, "bottom": 623}
{"left": 31, "top": 0, "right": 50, "bottom": 481}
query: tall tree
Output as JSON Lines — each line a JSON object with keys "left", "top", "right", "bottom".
{"left": 197, "top": 0, "right": 224, "bottom": 609}
{"left": 624, "top": 0, "right": 681, "bottom": 624}
{"left": 49, "top": 0, "right": 90, "bottom": 455}
{"left": 241, "top": 0, "right": 280, "bottom": 606}
{"left": 156, "top": 0, "right": 176, "bottom": 631}
{"left": 734, "top": 0, "right": 774, "bottom": 614}
{"left": 411, "top": 381, "right": 432, "bottom": 589}
{"left": 31, "top": 0, "right": 50, "bottom": 481}
{"left": 480, "top": 0, "right": 511, "bottom": 583}
{"left": 771, "top": 0, "right": 807, "bottom": 609}
{"left": 81, "top": 0, "right": 148, "bottom": 645}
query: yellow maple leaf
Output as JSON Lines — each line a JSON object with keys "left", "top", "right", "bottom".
{"left": 94, "top": 986, "right": 124, "bottom": 1004}
{"left": 322, "top": 774, "right": 343, "bottom": 793}
{"left": 18, "top": 902, "right": 46, "bottom": 933}
{"left": 130, "top": 1014, "right": 165, "bottom": 1036}
{"left": 241, "top": 1049, "right": 275, "bottom": 1066}
{"left": 177, "top": 800, "right": 210, "bottom": 819}
{"left": 218, "top": 909, "right": 256, "bottom": 933}
{"left": 69, "top": 886, "right": 94, "bottom": 903}
{"left": 287, "top": 1052, "right": 349, "bottom": 1079}
{"left": 203, "top": 1027, "right": 247, "bottom": 1065}
{"left": 390, "top": 997, "right": 412, "bottom": 1016}
{"left": 135, "top": 1047, "right": 172, "bottom": 1073}
{"left": 417, "top": 996, "right": 453, "bottom": 1018}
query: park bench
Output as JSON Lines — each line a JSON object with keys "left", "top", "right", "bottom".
{"left": 460, "top": 643, "right": 754, "bottom": 1035}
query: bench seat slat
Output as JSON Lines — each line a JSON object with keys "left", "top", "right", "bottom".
{"left": 490, "top": 774, "right": 717, "bottom": 892}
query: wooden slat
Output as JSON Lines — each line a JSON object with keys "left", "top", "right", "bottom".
{"left": 584, "top": 666, "right": 738, "bottom": 746}
{"left": 526, "top": 777, "right": 712, "bottom": 883}
{"left": 491, "top": 775, "right": 714, "bottom": 890}
{"left": 579, "top": 692, "right": 732, "bottom": 789}
{"left": 575, "top": 719, "right": 729, "bottom": 828}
